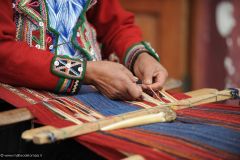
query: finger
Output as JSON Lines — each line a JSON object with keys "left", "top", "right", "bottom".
{"left": 142, "top": 68, "right": 154, "bottom": 85}
{"left": 147, "top": 71, "right": 168, "bottom": 90}
{"left": 126, "top": 73, "right": 138, "bottom": 83}
{"left": 126, "top": 82, "right": 143, "bottom": 100}
{"left": 122, "top": 67, "right": 139, "bottom": 83}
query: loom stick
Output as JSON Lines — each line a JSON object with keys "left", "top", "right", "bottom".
{"left": 22, "top": 126, "right": 56, "bottom": 141}
{"left": 159, "top": 90, "right": 178, "bottom": 102}
{"left": 23, "top": 88, "right": 239, "bottom": 144}
{"left": 141, "top": 92, "right": 165, "bottom": 105}
{"left": 0, "top": 108, "right": 34, "bottom": 126}
{"left": 122, "top": 155, "right": 145, "bottom": 160}
{"left": 169, "top": 89, "right": 238, "bottom": 110}
{"left": 185, "top": 88, "right": 218, "bottom": 97}
{"left": 101, "top": 112, "right": 169, "bottom": 131}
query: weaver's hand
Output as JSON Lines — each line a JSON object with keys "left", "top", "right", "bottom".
{"left": 84, "top": 61, "right": 142, "bottom": 100}
{"left": 133, "top": 52, "right": 168, "bottom": 90}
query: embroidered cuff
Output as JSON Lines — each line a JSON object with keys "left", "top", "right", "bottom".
{"left": 55, "top": 78, "right": 81, "bottom": 94}
{"left": 124, "top": 41, "right": 160, "bottom": 72}
{"left": 51, "top": 56, "right": 86, "bottom": 94}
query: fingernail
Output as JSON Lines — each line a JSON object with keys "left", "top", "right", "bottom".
{"left": 145, "top": 80, "right": 151, "bottom": 84}
{"left": 133, "top": 76, "right": 138, "bottom": 82}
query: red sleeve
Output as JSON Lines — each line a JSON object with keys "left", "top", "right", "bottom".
{"left": 0, "top": 1, "right": 58, "bottom": 90}
{"left": 87, "top": 0, "right": 143, "bottom": 62}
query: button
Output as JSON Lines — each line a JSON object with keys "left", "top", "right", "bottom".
{"left": 49, "top": 45, "right": 54, "bottom": 50}
{"left": 39, "top": 22, "right": 44, "bottom": 27}
{"left": 54, "top": 61, "right": 59, "bottom": 66}
{"left": 35, "top": 44, "right": 40, "bottom": 49}
{"left": 76, "top": 32, "right": 80, "bottom": 37}
{"left": 78, "top": 67, "right": 83, "bottom": 72}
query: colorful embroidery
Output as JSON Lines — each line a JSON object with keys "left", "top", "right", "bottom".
{"left": 14, "top": 0, "right": 100, "bottom": 61}
{"left": 55, "top": 78, "right": 81, "bottom": 94}
{"left": 13, "top": 0, "right": 100, "bottom": 94}
{"left": 51, "top": 56, "right": 86, "bottom": 80}
{"left": 75, "top": 17, "right": 102, "bottom": 61}
{"left": 16, "top": 0, "right": 47, "bottom": 50}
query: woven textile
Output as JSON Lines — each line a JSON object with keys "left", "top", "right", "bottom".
{"left": 0, "top": 84, "right": 239, "bottom": 160}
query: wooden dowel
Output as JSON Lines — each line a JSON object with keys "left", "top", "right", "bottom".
{"left": 122, "top": 155, "right": 145, "bottom": 160}
{"left": 101, "top": 112, "right": 172, "bottom": 131}
{"left": 185, "top": 88, "right": 218, "bottom": 97}
{"left": 170, "top": 89, "right": 236, "bottom": 110}
{"left": 22, "top": 125, "right": 56, "bottom": 141}
{"left": 0, "top": 108, "right": 34, "bottom": 126}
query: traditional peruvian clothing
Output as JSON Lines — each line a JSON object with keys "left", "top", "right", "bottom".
{"left": 0, "top": 0, "right": 159, "bottom": 94}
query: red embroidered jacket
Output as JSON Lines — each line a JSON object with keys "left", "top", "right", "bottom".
{"left": 0, "top": 0, "right": 159, "bottom": 94}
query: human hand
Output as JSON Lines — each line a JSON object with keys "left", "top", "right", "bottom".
{"left": 84, "top": 61, "right": 142, "bottom": 100}
{"left": 133, "top": 52, "right": 168, "bottom": 91}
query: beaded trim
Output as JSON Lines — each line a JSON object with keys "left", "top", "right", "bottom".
{"left": 16, "top": 0, "right": 47, "bottom": 50}
{"left": 124, "top": 41, "right": 160, "bottom": 71}
{"left": 72, "top": 15, "right": 101, "bottom": 61}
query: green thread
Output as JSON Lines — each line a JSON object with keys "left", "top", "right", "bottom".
{"left": 43, "top": 0, "right": 60, "bottom": 55}
{"left": 123, "top": 42, "right": 142, "bottom": 65}
{"left": 141, "top": 41, "right": 160, "bottom": 62}
{"left": 54, "top": 78, "right": 65, "bottom": 93}
{"left": 17, "top": 0, "right": 46, "bottom": 49}
{"left": 32, "top": 35, "right": 40, "bottom": 44}
{"left": 123, "top": 41, "right": 160, "bottom": 72}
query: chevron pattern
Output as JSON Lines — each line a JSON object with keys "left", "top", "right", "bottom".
{"left": 46, "top": 0, "right": 87, "bottom": 57}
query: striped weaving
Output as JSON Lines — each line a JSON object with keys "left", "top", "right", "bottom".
{"left": 0, "top": 84, "right": 239, "bottom": 160}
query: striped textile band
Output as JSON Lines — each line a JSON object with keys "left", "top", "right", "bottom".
{"left": 124, "top": 41, "right": 160, "bottom": 71}
{"left": 55, "top": 78, "right": 81, "bottom": 94}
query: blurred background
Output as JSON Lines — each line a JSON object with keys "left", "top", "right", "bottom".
{"left": 120, "top": 0, "right": 240, "bottom": 91}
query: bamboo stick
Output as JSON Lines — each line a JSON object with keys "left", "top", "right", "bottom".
{"left": 23, "top": 88, "right": 239, "bottom": 144}
{"left": 0, "top": 108, "right": 34, "bottom": 126}
{"left": 185, "top": 88, "right": 218, "bottom": 97}
{"left": 101, "top": 112, "right": 169, "bottom": 131}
